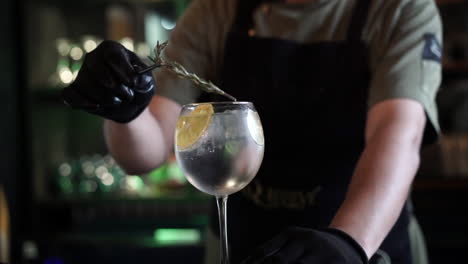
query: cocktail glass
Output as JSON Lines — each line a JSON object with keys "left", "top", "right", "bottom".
{"left": 174, "top": 102, "right": 264, "bottom": 264}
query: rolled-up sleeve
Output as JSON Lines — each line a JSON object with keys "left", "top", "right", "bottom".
{"left": 154, "top": 0, "right": 235, "bottom": 106}
{"left": 368, "top": 0, "right": 443, "bottom": 144}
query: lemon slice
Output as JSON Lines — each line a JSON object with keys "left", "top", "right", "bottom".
{"left": 176, "top": 104, "right": 214, "bottom": 149}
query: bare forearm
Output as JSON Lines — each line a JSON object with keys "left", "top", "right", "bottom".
{"left": 104, "top": 108, "right": 170, "bottom": 174}
{"left": 330, "top": 133, "right": 420, "bottom": 257}
{"left": 330, "top": 99, "right": 426, "bottom": 258}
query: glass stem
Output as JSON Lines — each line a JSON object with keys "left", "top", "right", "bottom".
{"left": 216, "top": 195, "right": 230, "bottom": 264}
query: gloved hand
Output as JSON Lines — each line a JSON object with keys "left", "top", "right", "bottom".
{"left": 62, "top": 40, "right": 155, "bottom": 123}
{"left": 241, "top": 226, "right": 368, "bottom": 264}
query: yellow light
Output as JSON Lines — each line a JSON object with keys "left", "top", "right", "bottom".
{"left": 225, "top": 179, "right": 237, "bottom": 188}
{"left": 73, "top": 70, "right": 79, "bottom": 80}
{"left": 81, "top": 161, "right": 95, "bottom": 176}
{"left": 101, "top": 173, "right": 114, "bottom": 186}
{"left": 70, "top": 47, "right": 84, "bottom": 60}
{"left": 83, "top": 39, "right": 97, "bottom": 53}
{"left": 57, "top": 38, "right": 71, "bottom": 56}
{"left": 58, "top": 163, "right": 72, "bottom": 177}
{"left": 120, "top": 37, "right": 134, "bottom": 52}
{"left": 95, "top": 166, "right": 108, "bottom": 179}
{"left": 136, "top": 43, "right": 150, "bottom": 58}
{"left": 124, "top": 175, "right": 144, "bottom": 191}
{"left": 59, "top": 68, "right": 74, "bottom": 84}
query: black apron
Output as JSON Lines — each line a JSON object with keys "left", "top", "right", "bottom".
{"left": 207, "top": 0, "right": 412, "bottom": 263}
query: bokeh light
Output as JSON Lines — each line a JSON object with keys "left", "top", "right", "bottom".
{"left": 70, "top": 46, "right": 84, "bottom": 60}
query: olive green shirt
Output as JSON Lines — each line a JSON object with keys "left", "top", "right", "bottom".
{"left": 155, "top": 0, "right": 443, "bottom": 139}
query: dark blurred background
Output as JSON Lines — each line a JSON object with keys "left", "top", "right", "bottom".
{"left": 1, "top": 0, "right": 209, "bottom": 263}
{"left": 1, "top": 0, "right": 468, "bottom": 263}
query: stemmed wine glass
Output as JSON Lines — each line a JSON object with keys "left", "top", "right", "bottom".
{"left": 174, "top": 101, "right": 265, "bottom": 264}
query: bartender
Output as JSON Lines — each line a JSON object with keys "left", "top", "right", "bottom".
{"left": 62, "top": 0, "right": 442, "bottom": 263}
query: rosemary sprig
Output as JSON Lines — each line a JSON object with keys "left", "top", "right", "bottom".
{"left": 149, "top": 41, "right": 236, "bottom": 101}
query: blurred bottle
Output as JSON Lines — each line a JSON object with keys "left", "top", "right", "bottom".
{"left": 0, "top": 185, "right": 10, "bottom": 263}
{"left": 106, "top": 4, "right": 134, "bottom": 41}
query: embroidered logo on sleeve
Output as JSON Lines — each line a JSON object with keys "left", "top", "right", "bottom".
{"left": 422, "top": 33, "right": 442, "bottom": 63}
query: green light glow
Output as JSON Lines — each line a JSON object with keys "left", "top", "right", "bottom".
{"left": 153, "top": 228, "right": 201, "bottom": 245}
{"left": 166, "top": 163, "right": 186, "bottom": 182}
{"left": 126, "top": 175, "right": 144, "bottom": 191}
{"left": 148, "top": 164, "right": 168, "bottom": 183}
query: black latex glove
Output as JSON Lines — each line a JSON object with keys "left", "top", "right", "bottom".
{"left": 62, "top": 40, "right": 155, "bottom": 123}
{"left": 241, "top": 226, "right": 368, "bottom": 264}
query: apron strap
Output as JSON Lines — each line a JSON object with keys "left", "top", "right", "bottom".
{"left": 231, "top": 0, "right": 264, "bottom": 36}
{"left": 346, "top": 0, "right": 372, "bottom": 41}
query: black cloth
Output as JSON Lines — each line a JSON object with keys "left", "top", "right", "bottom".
{"left": 240, "top": 227, "right": 368, "bottom": 264}
{"left": 207, "top": 0, "right": 412, "bottom": 263}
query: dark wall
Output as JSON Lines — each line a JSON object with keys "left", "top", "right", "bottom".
{"left": 0, "top": 0, "right": 30, "bottom": 261}
{"left": 0, "top": 0, "right": 20, "bottom": 173}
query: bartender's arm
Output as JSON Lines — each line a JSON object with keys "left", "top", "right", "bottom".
{"left": 331, "top": 0, "right": 442, "bottom": 256}
{"left": 103, "top": 96, "right": 181, "bottom": 174}
{"left": 242, "top": 0, "right": 441, "bottom": 262}
{"left": 330, "top": 98, "right": 426, "bottom": 258}
{"left": 61, "top": 40, "right": 182, "bottom": 175}
{"left": 64, "top": 0, "right": 218, "bottom": 175}
{"left": 241, "top": 99, "right": 427, "bottom": 264}
{"left": 104, "top": 0, "right": 221, "bottom": 174}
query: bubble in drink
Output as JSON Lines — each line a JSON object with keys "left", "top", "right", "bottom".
{"left": 175, "top": 108, "right": 264, "bottom": 196}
